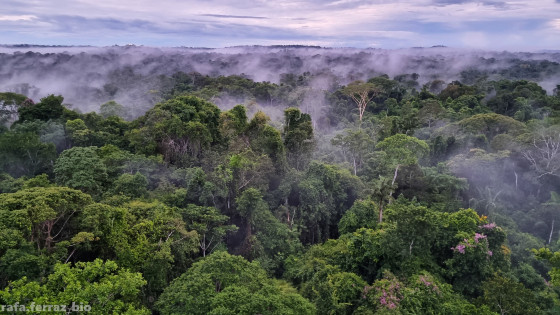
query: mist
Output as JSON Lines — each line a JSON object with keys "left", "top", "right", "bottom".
{"left": 1, "top": 45, "right": 559, "bottom": 120}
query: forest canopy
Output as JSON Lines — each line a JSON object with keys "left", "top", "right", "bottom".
{"left": 1, "top": 55, "right": 560, "bottom": 314}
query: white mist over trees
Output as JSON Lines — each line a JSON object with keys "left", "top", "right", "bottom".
{"left": 1, "top": 45, "right": 560, "bottom": 120}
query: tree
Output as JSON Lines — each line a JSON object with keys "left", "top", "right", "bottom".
{"left": 341, "top": 81, "right": 382, "bottom": 122}
{"left": 417, "top": 99, "right": 446, "bottom": 128}
{"left": 80, "top": 201, "right": 198, "bottom": 299}
{"left": 374, "top": 134, "right": 428, "bottom": 222}
{"left": 534, "top": 247, "right": 560, "bottom": 286}
{"left": 181, "top": 205, "right": 237, "bottom": 257}
{"left": 370, "top": 176, "right": 395, "bottom": 224}
{"left": 0, "top": 259, "right": 149, "bottom": 314}
{"left": 245, "top": 111, "right": 286, "bottom": 170}
{"left": 17, "top": 94, "right": 65, "bottom": 123}
{"left": 308, "top": 269, "right": 367, "bottom": 314}
{"left": 54, "top": 146, "right": 108, "bottom": 196}
{"left": 127, "top": 95, "right": 221, "bottom": 165}
{"left": 155, "top": 251, "right": 314, "bottom": 315}
{"left": 0, "top": 92, "right": 27, "bottom": 126}
{"left": 99, "top": 100, "right": 126, "bottom": 118}
{"left": 521, "top": 125, "right": 560, "bottom": 180}
{"left": 0, "top": 186, "right": 92, "bottom": 253}
{"left": 447, "top": 149, "right": 511, "bottom": 214}
{"left": 543, "top": 191, "right": 560, "bottom": 244}
{"left": 478, "top": 274, "right": 541, "bottom": 315}
{"left": 331, "top": 127, "right": 376, "bottom": 176}
{"left": 455, "top": 113, "right": 526, "bottom": 142}
{"left": 338, "top": 200, "right": 378, "bottom": 235}
{"left": 107, "top": 172, "right": 149, "bottom": 198}
{"left": 295, "top": 162, "right": 363, "bottom": 244}
{"left": 0, "top": 130, "right": 56, "bottom": 178}
{"left": 283, "top": 107, "right": 314, "bottom": 171}
{"left": 235, "top": 188, "right": 300, "bottom": 272}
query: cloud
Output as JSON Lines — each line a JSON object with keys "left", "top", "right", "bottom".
{"left": 200, "top": 14, "right": 268, "bottom": 19}
{"left": 0, "top": 0, "right": 558, "bottom": 49}
{"left": 0, "top": 15, "right": 36, "bottom": 21}
{"left": 432, "top": 0, "right": 508, "bottom": 7}
{"left": 551, "top": 19, "right": 560, "bottom": 30}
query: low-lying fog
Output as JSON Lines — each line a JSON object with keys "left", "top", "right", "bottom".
{"left": 1, "top": 45, "right": 559, "bottom": 117}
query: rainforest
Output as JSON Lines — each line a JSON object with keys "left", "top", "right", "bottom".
{"left": 1, "top": 46, "right": 560, "bottom": 314}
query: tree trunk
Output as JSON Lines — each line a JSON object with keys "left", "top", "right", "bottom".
{"left": 378, "top": 203, "right": 384, "bottom": 223}
{"left": 391, "top": 164, "right": 400, "bottom": 186}
{"left": 202, "top": 233, "right": 207, "bottom": 257}
{"left": 549, "top": 219, "right": 555, "bottom": 245}
{"left": 388, "top": 164, "right": 400, "bottom": 204}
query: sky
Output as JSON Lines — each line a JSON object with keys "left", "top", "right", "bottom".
{"left": 1, "top": 0, "right": 559, "bottom": 50}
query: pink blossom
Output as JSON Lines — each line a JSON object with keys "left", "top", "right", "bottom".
{"left": 487, "top": 250, "right": 493, "bottom": 256}
{"left": 474, "top": 233, "right": 487, "bottom": 243}
{"left": 480, "top": 222, "right": 496, "bottom": 229}
{"left": 420, "top": 276, "right": 431, "bottom": 287}
{"left": 452, "top": 244, "right": 466, "bottom": 254}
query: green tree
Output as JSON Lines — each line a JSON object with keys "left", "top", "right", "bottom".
{"left": 374, "top": 134, "right": 428, "bottom": 222}
{"left": 181, "top": 204, "right": 237, "bottom": 257}
{"left": 80, "top": 201, "right": 198, "bottom": 299}
{"left": 478, "top": 274, "right": 541, "bottom": 315}
{"left": 0, "top": 259, "right": 149, "bottom": 314}
{"left": 235, "top": 188, "right": 300, "bottom": 272}
{"left": 0, "top": 130, "right": 56, "bottom": 177}
{"left": 65, "top": 118, "right": 96, "bottom": 147}
{"left": 0, "top": 186, "right": 93, "bottom": 286}
{"left": 155, "top": 251, "right": 314, "bottom": 315}
{"left": 331, "top": 127, "right": 376, "bottom": 176}
{"left": 0, "top": 186, "right": 92, "bottom": 253}
{"left": 418, "top": 99, "right": 446, "bottom": 128}
{"left": 296, "top": 162, "right": 363, "bottom": 244}
{"left": 54, "top": 146, "right": 108, "bottom": 196}
{"left": 107, "top": 172, "right": 149, "bottom": 198}
{"left": 245, "top": 111, "right": 286, "bottom": 170}
{"left": 283, "top": 107, "right": 314, "bottom": 171}
{"left": 534, "top": 247, "right": 560, "bottom": 286}
{"left": 17, "top": 94, "right": 65, "bottom": 123}
{"left": 338, "top": 200, "right": 378, "bottom": 235}
{"left": 128, "top": 95, "right": 221, "bottom": 165}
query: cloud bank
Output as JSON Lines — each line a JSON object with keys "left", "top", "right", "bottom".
{"left": 0, "top": 0, "right": 559, "bottom": 49}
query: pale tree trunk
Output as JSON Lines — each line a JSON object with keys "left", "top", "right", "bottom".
{"left": 378, "top": 203, "right": 384, "bottom": 223}
{"left": 388, "top": 164, "right": 400, "bottom": 203}
{"left": 549, "top": 219, "right": 555, "bottom": 245}
{"left": 379, "top": 164, "right": 400, "bottom": 223}
{"left": 391, "top": 164, "right": 400, "bottom": 186}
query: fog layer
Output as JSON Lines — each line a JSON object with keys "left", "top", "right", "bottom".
{"left": 1, "top": 45, "right": 559, "bottom": 117}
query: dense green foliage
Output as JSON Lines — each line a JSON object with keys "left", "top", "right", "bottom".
{"left": 2, "top": 69, "right": 560, "bottom": 314}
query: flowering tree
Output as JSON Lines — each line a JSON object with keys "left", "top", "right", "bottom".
{"left": 445, "top": 221, "right": 507, "bottom": 297}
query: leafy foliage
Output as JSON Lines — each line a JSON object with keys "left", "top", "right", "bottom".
{"left": 1, "top": 68, "right": 560, "bottom": 313}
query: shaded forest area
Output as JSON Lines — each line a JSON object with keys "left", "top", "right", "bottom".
{"left": 1, "top": 48, "right": 560, "bottom": 314}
